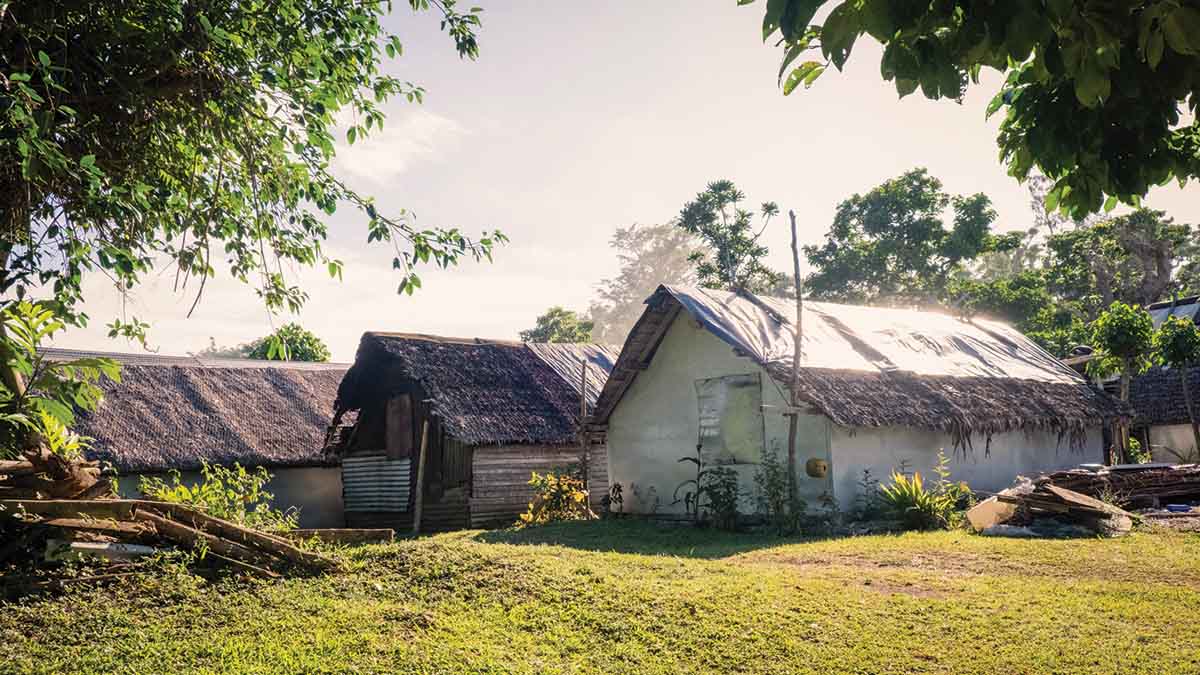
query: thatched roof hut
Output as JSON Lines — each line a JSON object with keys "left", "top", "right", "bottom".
{"left": 330, "top": 333, "right": 618, "bottom": 531}
{"left": 593, "top": 285, "right": 1124, "bottom": 515}
{"left": 44, "top": 348, "right": 346, "bottom": 474}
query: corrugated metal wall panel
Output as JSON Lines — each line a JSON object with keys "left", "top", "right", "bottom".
{"left": 342, "top": 453, "right": 411, "bottom": 512}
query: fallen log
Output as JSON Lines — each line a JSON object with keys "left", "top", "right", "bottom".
{"left": 0, "top": 460, "right": 37, "bottom": 477}
{"left": 42, "top": 518, "right": 151, "bottom": 537}
{"left": 132, "top": 509, "right": 281, "bottom": 573}
{"left": 144, "top": 501, "right": 339, "bottom": 572}
{"left": 0, "top": 499, "right": 138, "bottom": 521}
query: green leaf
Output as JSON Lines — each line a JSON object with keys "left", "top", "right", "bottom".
{"left": 1146, "top": 29, "right": 1165, "bottom": 68}
{"left": 37, "top": 50, "right": 50, "bottom": 68}
{"left": 820, "top": 3, "right": 860, "bottom": 70}
{"left": 1073, "top": 62, "right": 1110, "bottom": 106}
{"left": 80, "top": 154, "right": 96, "bottom": 169}
{"left": 346, "top": 126, "right": 356, "bottom": 144}
{"left": 1103, "top": 194, "right": 1118, "bottom": 212}
{"left": 782, "top": 60, "right": 824, "bottom": 94}
{"left": 1164, "top": 8, "right": 1200, "bottom": 56}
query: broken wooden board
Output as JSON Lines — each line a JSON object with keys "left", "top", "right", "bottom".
{"left": 966, "top": 496, "right": 1018, "bottom": 532}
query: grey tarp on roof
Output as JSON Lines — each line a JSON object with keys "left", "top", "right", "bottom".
{"left": 524, "top": 343, "right": 619, "bottom": 409}
{"left": 660, "top": 285, "right": 1083, "bottom": 384}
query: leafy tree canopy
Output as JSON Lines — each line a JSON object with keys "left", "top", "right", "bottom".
{"left": 1045, "top": 208, "right": 1197, "bottom": 315}
{"left": 246, "top": 323, "right": 331, "bottom": 362}
{"left": 588, "top": 224, "right": 698, "bottom": 345}
{"left": 678, "top": 180, "right": 783, "bottom": 293}
{"left": 1, "top": 0, "right": 502, "bottom": 340}
{"left": 805, "top": 168, "right": 1020, "bottom": 305}
{"left": 1088, "top": 300, "right": 1156, "bottom": 379}
{"left": 752, "top": 0, "right": 1200, "bottom": 216}
{"left": 519, "top": 307, "right": 594, "bottom": 344}
{"left": 1156, "top": 315, "right": 1200, "bottom": 369}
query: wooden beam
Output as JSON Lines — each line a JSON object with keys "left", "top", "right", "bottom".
{"left": 0, "top": 499, "right": 137, "bottom": 521}
{"left": 412, "top": 420, "right": 431, "bottom": 536}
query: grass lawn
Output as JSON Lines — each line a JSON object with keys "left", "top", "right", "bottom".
{"left": 3, "top": 521, "right": 1199, "bottom": 674}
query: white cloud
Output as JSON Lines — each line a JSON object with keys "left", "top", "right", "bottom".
{"left": 331, "top": 108, "right": 466, "bottom": 185}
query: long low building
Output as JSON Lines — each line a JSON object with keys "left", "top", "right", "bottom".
{"left": 45, "top": 348, "right": 348, "bottom": 528}
{"left": 589, "top": 285, "right": 1125, "bottom": 515}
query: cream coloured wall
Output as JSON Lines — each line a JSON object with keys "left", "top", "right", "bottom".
{"left": 1147, "top": 424, "right": 1200, "bottom": 463}
{"left": 606, "top": 315, "right": 831, "bottom": 516}
{"left": 829, "top": 426, "right": 1102, "bottom": 511}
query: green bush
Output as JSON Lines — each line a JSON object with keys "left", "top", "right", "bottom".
{"left": 753, "top": 446, "right": 806, "bottom": 534}
{"left": 518, "top": 470, "right": 593, "bottom": 527}
{"left": 139, "top": 461, "right": 298, "bottom": 532}
{"left": 879, "top": 452, "right": 972, "bottom": 531}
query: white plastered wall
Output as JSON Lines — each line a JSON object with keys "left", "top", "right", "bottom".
{"left": 829, "top": 426, "right": 1102, "bottom": 511}
{"left": 606, "top": 314, "right": 831, "bottom": 516}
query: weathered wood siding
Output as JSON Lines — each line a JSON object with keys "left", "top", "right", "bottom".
{"left": 468, "top": 444, "right": 609, "bottom": 528}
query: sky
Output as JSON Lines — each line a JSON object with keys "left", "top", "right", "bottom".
{"left": 50, "top": 1, "right": 1200, "bottom": 362}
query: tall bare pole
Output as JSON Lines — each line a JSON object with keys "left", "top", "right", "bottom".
{"left": 786, "top": 210, "right": 804, "bottom": 507}
{"left": 411, "top": 420, "right": 430, "bottom": 536}
{"left": 579, "top": 359, "right": 589, "bottom": 497}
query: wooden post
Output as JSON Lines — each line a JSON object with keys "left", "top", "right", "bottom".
{"left": 579, "top": 359, "right": 589, "bottom": 498}
{"left": 412, "top": 420, "right": 430, "bottom": 536}
{"left": 786, "top": 210, "right": 805, "bottom": 507}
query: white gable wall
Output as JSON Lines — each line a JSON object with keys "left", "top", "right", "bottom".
{"left": 607, "top": 312, "right": 1104, "bottom": 516}
{"left": 607, "top": 315, "right": 833, "bottom": 516}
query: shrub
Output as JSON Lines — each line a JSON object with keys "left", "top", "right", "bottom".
{"left": 879, "top": 452, "right": 972, "bottom": 531}
{"left": 753, "top": 445, "right": 806, "bottom": 534}
{"left": 518, "top": 471, "right": 594, "bottom": 526}
{"left": 702, "top": 467, "right": 741, "bottom": 531}
{"left": 139, "top": 461, "right": 298, "bottom": 532}
{"left": 674, "top": 445, "right": 744, "bottom": 530}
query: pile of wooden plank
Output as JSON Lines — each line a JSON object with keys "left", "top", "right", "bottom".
{"left": 1, "top": 453, "right": 340, "bottom": 585}
{"left": 1034, "top": 464, "right": 1200, "bottom": 509}
{"left": 1, "top": 498, "right": 341, "bottom": 579}
{"left": 967, "top": 480, "right": 1136, "bottom": 536}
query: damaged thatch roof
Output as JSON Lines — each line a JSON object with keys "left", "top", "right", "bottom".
{"left": 1129, "top": 365, "right": 1200, "bottom": 427}
{"left": 592, "top": 286, "right": 1124, "bottom": 447}
{"left": 333, "top": 333, "right": 616, "bottom": 446}
{"left": 43, "top": 348, "right": 346, "bottom": 473}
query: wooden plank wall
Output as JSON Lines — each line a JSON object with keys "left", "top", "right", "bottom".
{"left": 469, "top": 444, "right": 609, "bottom": 528}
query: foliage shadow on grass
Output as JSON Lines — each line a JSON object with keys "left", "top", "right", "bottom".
{"left": 471, "top": 518, "right": 825, "bottom": 559}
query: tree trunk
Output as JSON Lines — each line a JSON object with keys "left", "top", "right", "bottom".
{"left": 1181, "top": 366, "right": 1200, "bottom": 459}
{"left": 1119, "top": 364, "right": 1132, "bottom": 464}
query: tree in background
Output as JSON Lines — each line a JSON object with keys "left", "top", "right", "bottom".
{"left": 588, "top": 224, "right": 699, "bottom": 345}
{"left": 520, "top": 307, "right": 593, "bottom": 344}
{"left": 1046, "top": 209, "right": 1197, "bottom": 317}
{"left": 1089, "top": 302, "right": 1155, "bottom": 463}
{"left": 193, "top": 338, "right": 253, "bottom": 360}
{"left": 677, "top": 180, "right": 783, "bottom": 293}
{"left": 804, "top": 169, "right": 1020, "bottom": 305}
{"left": 753, "top": 1, "right": 1200, "bottom": 217}
{"left": 245, "top": 324, "right": 331, "bottom": 362}
{"left": 1155, "top": 316, "right": 1200, "bottom": 456}
{"left": 1, "top": 0, "right": 499, "bottom": 342}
